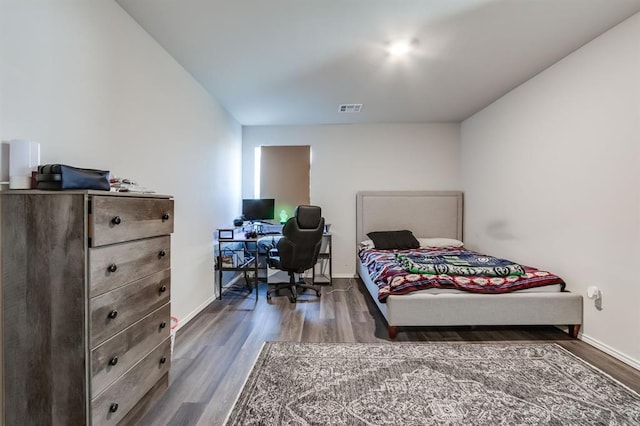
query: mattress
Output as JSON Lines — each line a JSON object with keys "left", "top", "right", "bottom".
{"left": 357, "top": 257, "right": 581, "bottom": 330}
{"left": 360, "top": 246, "right": 566, "bottom": 302}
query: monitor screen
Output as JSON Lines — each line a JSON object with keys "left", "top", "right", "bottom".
{"left": 242, "top": 198, "right": 275, "bottom": 222}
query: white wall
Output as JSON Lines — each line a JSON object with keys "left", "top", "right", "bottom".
{"left": 243, "top": 123, "right": 461, "bottom": 276}
{"left": 0, "top": 0, "right": 242, "bottom": 326}
{"left": 461, "top": 13, "right": 640, "bottom": 367}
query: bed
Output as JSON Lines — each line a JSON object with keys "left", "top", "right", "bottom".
{"left": 356, "top": 190, "right": 583, "bottom": 339}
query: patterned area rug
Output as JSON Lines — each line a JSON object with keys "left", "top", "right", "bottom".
{"left": 225, "top": 342, "right": 640, "bottom": 425}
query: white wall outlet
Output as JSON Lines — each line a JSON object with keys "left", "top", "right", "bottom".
{"left": 587, "top": 286, "right": 603, "bottom": 310}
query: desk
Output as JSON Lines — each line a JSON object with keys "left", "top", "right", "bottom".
{"left": 216, "top": 235, "right": 259, "bottom": 300}
{"left": 312, "top": 234, "right": 332, "bottom": 285}
{"left": 215, "top": 231, "right": 333, "bottom": 298}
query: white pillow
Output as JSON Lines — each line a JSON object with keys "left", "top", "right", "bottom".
{"left": 360, "top": 238, "right": 463, "bottom": 250}
{"left": 417, "top": 238, "right": 464, "bottom": 248}
{"left": 359, "top": 239, "right": 375, "bottom": 250}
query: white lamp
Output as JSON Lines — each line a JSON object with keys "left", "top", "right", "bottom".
{"left": 9, "top": 139, "right": 40, "bottom": 189}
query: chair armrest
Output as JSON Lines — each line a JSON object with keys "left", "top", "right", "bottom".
{"left": 267, "top": 248, "right": 280, "bottom": 268}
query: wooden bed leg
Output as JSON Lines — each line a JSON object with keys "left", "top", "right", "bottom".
{"left": 568, "top": 324, "right": 581, "bottom": 338}
{"left": 388, "top": 326, "right": 398, "bottom": 339}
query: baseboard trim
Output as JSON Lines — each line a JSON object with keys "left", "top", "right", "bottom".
{"left": 333, "top": 273, "right": 357, "bottom": 279}
{"left": 580, "top": 333, "right": 640, "bottom": 371}
{"left": 172, "top": 294, "right": 216, "bottom": 334}
{"left": 172, "top": 274, "right": 244, "bottom": 333}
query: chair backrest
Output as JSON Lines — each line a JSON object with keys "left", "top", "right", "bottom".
{"left": 276, "top": 205, "right": 325, "bottom": 272}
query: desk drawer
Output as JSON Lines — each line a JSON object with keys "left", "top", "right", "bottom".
{"left": 90, "top": 269, "right": 170, "bottom": 348}
{"left": 90, "top": 196, "right": 174, "bottom": 247}
{"left": 91, "top": 303, "right": 170, "bottom": 397}
{"left": 91, "top": 338, "right": 171, "bottom": 426}
{"left": 89, "top": 236, "right": 170, "bottom": 297}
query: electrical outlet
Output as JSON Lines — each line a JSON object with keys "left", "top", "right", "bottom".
{"left": 587, "top": 286, "right": 603, "bottom": 310}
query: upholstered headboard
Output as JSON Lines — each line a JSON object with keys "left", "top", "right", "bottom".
{"left": 356, "top": 191, "right": 463, "bottom": 244}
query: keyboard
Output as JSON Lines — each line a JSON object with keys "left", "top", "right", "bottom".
{"left": 260, "top": 224, "right": 283, "bottom": 234}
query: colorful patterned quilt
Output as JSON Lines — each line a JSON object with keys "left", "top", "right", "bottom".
{"left": 359, "top": 247, "right": 565, "bottom": 302}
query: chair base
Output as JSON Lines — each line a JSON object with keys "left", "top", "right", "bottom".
{"left": 266, "top": 271, "right": 321, "bottom": 303}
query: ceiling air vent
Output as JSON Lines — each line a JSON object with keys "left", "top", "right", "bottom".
{"left": 338, "top": 104, "right": 362, "bottom": 113}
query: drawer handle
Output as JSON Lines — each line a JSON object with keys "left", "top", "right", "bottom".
{"left": 159, "top": 250, "right": 167, "bottom": 257}
{"left": 160, "top": 321, "right": 167, "bottom": 329}
{"left": 109, "top": 355, "right": 119, "bottom": 366}
{"left": 109, "top": 403, "right": 119, "bottom": 413}
{"left": 108, "top": 264, "right": 118, "bottom": 273}
{"left": 160, "top": 356, "right": 167, "bottom": 364}
{"left": 159, "top": 284, "right": 167, "bottom": 293}
{"left": 111, "top": 216, "right": 122, "bottom": 225}
{"left": 108, "top": 310, "right": 118, "bottom": 319}
{"left": 162, "top": 212, "right": 171, "bottom": 221}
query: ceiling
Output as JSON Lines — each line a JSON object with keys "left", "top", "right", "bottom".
{"left": 116, "top": 0, "right": 640, "bottom": 126}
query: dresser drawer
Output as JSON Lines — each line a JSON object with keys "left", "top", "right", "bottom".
{"left": 91, "top": 338, "right": 171, "bottom": 426}
{"left": 91, "top": 303, "right": 170, "bottom": 398}
{"left": 89, "top": 236, "right": 170, "bottom": 297}
{"left": 90, "top": 269, "right": 171, "bottom": 347}
{"left": 90, "top": 196, "right": 174, "bottom": 247}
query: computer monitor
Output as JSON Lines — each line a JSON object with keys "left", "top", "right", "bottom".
{"left": 242, "top": 198, "right": 275, "bottom": 222}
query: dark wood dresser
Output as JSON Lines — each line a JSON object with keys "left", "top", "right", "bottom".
{"left": 1, "top": 190, "right": 174, "bottom": 425}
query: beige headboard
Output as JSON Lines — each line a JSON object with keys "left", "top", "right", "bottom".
{"left": 356, "top": 191, "right": 463, "bottom": 244}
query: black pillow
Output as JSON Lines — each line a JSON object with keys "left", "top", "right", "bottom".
{"left": 366, "top": 230, "right": 420, "bottom": 250}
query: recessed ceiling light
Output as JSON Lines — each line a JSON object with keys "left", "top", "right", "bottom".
{"left": 387, "top": 38, "right": 418, "bottom": 57}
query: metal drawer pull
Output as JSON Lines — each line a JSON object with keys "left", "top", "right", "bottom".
{"left": 159, "top": 250, "right": 166, "bottom": 257}
{"left": 109, "top": 355, "right": 118, "bottom": 366}
{"left": 108, "top": 310, "right": 118, "bottom": 319}
{"left": 162, "top": 212, "right": 170, "bottom": 221}
{"left": 159, "top": 284, "right": 167, "bottom": 293}
{"left": 111, "top": 216, "right": 122, "bottom": 225}
{"left": 160, "top": 321, "right": 167, "bottom": 329}
{"left": 109, "top": 403, "right": 119, "bottom": 413}
{"left": 160, "top": 356, "right": 167, "bottom": 364}
{"left": 108, "top": 264, "right": 118, "bottom": 273}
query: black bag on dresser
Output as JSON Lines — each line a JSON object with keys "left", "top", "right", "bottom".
{"left": 36, "top": 164, "right": 111, "bottom": 190}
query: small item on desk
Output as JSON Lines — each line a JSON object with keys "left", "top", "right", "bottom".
{"left": 245, "top": 230, "right": 257, "bottom": 239}
{"left": 218, "top": 229, "right": 234, "bottom": 240}
{"left": 279, "top": 209, "right": 289, "bottom": 224}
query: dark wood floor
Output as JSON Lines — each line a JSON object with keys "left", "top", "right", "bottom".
{"left": 138, "top": 278, "right": 640, "bottom": 426}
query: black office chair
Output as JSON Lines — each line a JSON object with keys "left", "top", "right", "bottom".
{"left": 266, "top": 205, "right": 324, "bottom": 303}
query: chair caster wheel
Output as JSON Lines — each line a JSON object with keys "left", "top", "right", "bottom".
{"left": 266, "top": 293, "right": 272, "bottom": 300}
{"left": 315, "top": 291, "right": 321, "bottom": 297}
{"left": 289, "top": 297, "right": 296, "bottom": 303}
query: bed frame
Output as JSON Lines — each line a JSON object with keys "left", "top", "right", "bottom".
{"left": 356, "top": 190, "right": 583, "bottom": 339}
